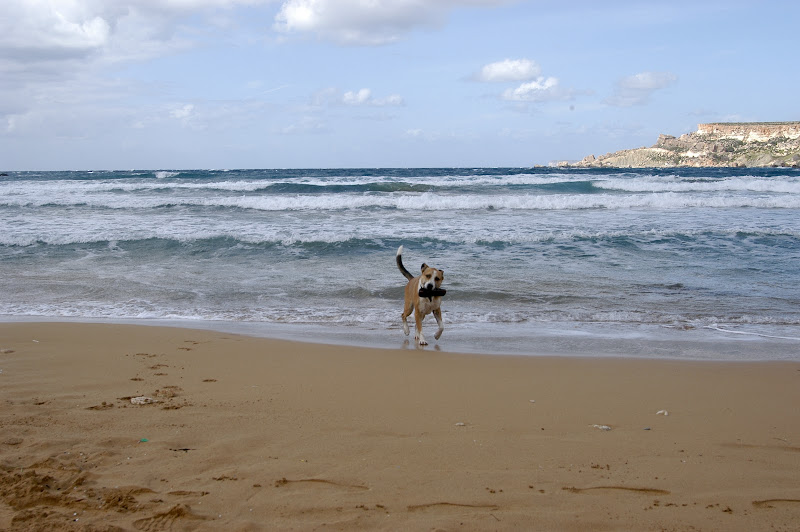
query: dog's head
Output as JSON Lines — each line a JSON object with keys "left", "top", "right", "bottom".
{"left": 420, "top": 263, "right": 444, "bottom": 291}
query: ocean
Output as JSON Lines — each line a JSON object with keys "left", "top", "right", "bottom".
{"left": 2, "top": 167, "right": 799, "bottom": 360}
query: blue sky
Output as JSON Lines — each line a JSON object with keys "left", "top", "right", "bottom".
{"left": 1, "top": 0, "right": 798, "bottom": 170}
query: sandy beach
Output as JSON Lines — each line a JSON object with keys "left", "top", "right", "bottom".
{"left": 1, "top": 322, "right": 799, "bottom": 531}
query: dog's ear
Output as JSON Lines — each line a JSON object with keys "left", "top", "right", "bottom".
{"left": 439, "top": 270, "right": 444, "bottom": 280}
{"left": 421, "top": 263, "right": 428, "bottom": 272}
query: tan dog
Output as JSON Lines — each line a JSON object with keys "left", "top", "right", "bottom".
{"left": 396, "top": 246, "right": 445, "bottom": 345}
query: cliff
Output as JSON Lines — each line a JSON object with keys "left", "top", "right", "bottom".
{"left": 564, "top": 122, "right": 800, "bottom": 168}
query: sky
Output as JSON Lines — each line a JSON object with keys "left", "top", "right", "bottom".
{"left": 1, "top": 0, "right": 799, "bottom": 170}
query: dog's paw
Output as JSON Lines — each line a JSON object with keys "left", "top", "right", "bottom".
{"left": 434, "top": 329, "right": 443, "bottom": 340}
{"left": 418, "top": 339, "right": 428, "bottom": 346}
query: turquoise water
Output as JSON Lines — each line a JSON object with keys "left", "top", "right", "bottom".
{"left": 2, "top": 167, "right": 799, "bottom": 359}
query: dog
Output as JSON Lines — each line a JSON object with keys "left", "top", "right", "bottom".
{"left": 396, "top": 245, "right": 445, "bottom": 345}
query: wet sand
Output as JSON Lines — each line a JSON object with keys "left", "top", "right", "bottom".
{"left": 1, "top": 322, "right": 799, "bottom": 531}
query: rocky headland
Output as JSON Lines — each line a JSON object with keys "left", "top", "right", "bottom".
{"left": 563, "top": 122, "right": 800, "bottom": 168}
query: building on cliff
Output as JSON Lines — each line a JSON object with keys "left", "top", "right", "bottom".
{"left": 696, "top": 122, "right": 800, "bottom": 142}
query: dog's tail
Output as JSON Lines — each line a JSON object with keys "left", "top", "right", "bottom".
{"left": 396, "top": 246, "right": 414, "bottom": 280}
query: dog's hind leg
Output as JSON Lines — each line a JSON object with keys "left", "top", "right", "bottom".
{"left": 433, "top": 308, "right": 444, "bottom": 340}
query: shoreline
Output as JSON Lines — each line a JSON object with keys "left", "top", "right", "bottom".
{"left": 2, "top": 321, "right": 799, "bottom": 530}
{"left": 2, "top": 316, "right": 800, "bottom": 362}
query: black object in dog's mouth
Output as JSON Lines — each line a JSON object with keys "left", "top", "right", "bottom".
{"left": 419, "top": 287, "right": 447, "bottom": 298}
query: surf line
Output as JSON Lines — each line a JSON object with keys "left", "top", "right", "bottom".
{"left": 704, "top": 324, "right": 800, "bottom": 341}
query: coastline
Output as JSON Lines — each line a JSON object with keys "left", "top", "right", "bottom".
{"left": 2, "top": 322, "right": 799, "bottom": 530}
{"left": 3, "top": 315, "right": 800, "bottom": 362}
{"left": 559, "top": 122, "right": 800, "bottom": 168}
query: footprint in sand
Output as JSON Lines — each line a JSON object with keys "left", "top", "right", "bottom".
{"left": 166, "top": 490, "right": 209, "bottom": 497}
{"left": 154, "top": 386, "right": 183, "bottom": 399}
{"left": 86, "top": 402, "right": 114, "bottom": 410}
{"left": 752, "top": 498, "right": 800, "bottom": 509}
{"left": 274, "top": 477, "right": 369, "bottom": 490}
{"left": 407, "top": 502, "right": 500, "bottom": 512}
{"left": 563, "top": 486, "right": 671, "bottom": 495}
{"left": 133, "top": 504, "right": 208, "bottom": 531}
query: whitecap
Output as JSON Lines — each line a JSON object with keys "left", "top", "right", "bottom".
{"left": 155, "top": 171, "right": 180, "bottom": 179}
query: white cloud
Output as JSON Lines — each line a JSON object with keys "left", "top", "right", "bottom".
{"left": 0, "top": 1, "right": 111, "bottom": 60}
{"left": 501, "top": 76, "right": 572, "bottom": 102}
{"left": 0, "top": 0, "right": 275, "bottom": 144}
{"left": 343, "top": 88, "right": 372, "bottom": 105}
{"left": 474, "top": 57, "right": 576, "bottom": 104}
{"left": 317, "top": 87, "right": 405, "bottom": 107}
{"left": 0, "top": 0, "right": 270, "bottom": 67}
{"left": 476, "top": 58, "right": 540, "bottom": 82}
{"left": 170, "top": 103, "right": 195, "bottom": 119}
{"left": 274, "top": 0, "right": 514, "bottom": 45}
{"left": 379, "top": 94, "right": 404, "bottom": 106}
{"left": 604, "top": 71, "right": 677, "bottom": 107}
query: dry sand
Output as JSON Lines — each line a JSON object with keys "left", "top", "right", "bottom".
{"left": 1, "top": 322, "right": 799, "bottom": 531}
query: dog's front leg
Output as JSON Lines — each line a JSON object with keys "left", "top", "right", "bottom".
{"left": 401, "top": 303, "right": 412, "bottom": 336}
{"left": 433, "top": 308, "right": 444, "bottom": 340}
{"left": 414, "top": 310, "right": 427, "bottom": 345}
